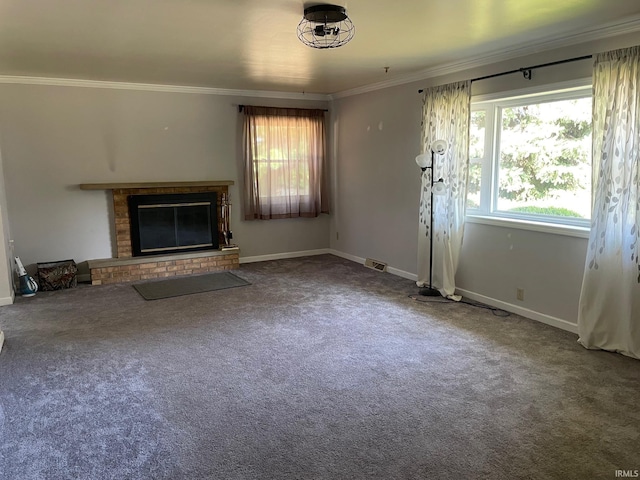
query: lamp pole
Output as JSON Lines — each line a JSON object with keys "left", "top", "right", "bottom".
{"left": 415, "top": 141, "right": 446, "bottom": 296}
{"left": 420, "top": 149, "right": 440, "bottom": 296}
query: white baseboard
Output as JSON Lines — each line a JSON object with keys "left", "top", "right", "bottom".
{"left": 239, "top": 248, "right": 331, "bottom": 264}
{"left": 0, "top": 293, "right": 14, "bottom": 306}
{"left": 386, "top": 266, "right": 418, "bottom": 281}
{"left": 242, "top": 248, "right": 417, "bottom": 280}
{"left": 328, "top": 249, "right": 418, "bottom": 281}
{"left": 327, "top": 249, "right": 364, "bottom": 264}
{"left": 455, "top": 287, "right": 578, "bottom": 334}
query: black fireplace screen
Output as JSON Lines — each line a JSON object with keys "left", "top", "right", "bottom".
{"left": 128, "top": 193, "right": 219, "bottom": 256}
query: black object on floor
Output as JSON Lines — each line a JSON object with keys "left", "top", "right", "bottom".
{"left": 133, "top": 271, "right": 250, "bottom": 300}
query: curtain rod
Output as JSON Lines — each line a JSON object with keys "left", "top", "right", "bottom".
{"left": 238, "top": 105, "right": 329, "bottom": 112}
{"left": 417, "top": 54, "right": 593, "bottom": 93}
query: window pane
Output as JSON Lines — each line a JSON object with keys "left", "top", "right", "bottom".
{"left": 497, "top": 97, "right": 592, "bottom": 219}
{"left": 467, "top": 110, "right": 486, "bottom": 210}
{"left": 469, "top": 110, "right": 485, "bottom": 159}
{"left": 255, "top": 123, "right": 312, "bottom": 199}
{"left": 467, "top": 162, "right": 482, "bottom": 209}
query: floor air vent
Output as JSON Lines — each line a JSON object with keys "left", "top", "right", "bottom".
{"left": 364, "top": 258, "right": 387, "bottom": 272}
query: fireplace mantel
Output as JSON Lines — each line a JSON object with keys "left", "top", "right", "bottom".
{"left": 79, "top": 180, "right": 234, "bottom": 190}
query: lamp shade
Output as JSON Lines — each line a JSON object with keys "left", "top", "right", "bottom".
{"left": 432, "top": 140, "right": 447, "bottom": 155}
{"left": 415, "top": 154, "right": 430, "bottom": 169}
{"left": 433, "top": 179, "right": 446, "bottom": 196}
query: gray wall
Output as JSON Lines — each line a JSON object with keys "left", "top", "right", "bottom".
{"left": 330, "top": 31, "right": 640, "bottom": 329}
{"left": 0, "top": 85, "right": 330, "bottom": 274}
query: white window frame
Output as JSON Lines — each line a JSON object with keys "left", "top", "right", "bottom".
{"left": 466, "top": 79, "right": 592, "bottom": 238}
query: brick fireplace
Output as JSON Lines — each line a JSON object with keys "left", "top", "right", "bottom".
{"left": 80, "top": 181, "right": 239, "bottom": 285}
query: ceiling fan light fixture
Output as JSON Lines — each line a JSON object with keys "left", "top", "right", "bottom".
{"left": 297, "top": 4, "right": 355, "bottom": 49}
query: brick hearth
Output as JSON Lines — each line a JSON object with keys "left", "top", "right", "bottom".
{"left": 87, "top": 249, "right": 239, "bottom": 285}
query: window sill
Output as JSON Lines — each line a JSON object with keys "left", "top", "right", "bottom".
{"left": 465, "top": 214, "right": 590, "bottom": 239}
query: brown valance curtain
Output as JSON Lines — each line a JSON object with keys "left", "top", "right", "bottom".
{"left": 242, "top": 106, "right": 329, "bottom": 220}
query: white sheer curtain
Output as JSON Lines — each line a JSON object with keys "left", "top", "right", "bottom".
{"left": 578, "top": 46, "right": 640, "bottom": 360}
{"left": 417, "top": 81, "right": 471, "bottom": 298}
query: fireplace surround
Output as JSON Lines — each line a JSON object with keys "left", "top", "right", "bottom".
{"left": 80, "top": 181, "right": 239, "bottom": 285}
{"left": 129, "top": 192, "right": 219, "bottom": 256}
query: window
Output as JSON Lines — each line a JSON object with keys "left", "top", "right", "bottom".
{"left": 467, "top": 83, "right": 592, "bottom": 230}
{"left": 242, "top": 106, "right": 329, "bottom": 220}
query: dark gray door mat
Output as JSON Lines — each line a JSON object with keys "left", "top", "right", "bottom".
{"left": 133, "top": 271, "right": 250, "bottom": 300}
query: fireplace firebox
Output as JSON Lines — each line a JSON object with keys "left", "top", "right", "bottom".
{"left": 128, "top": 193, "right": 219, "bottom": 257}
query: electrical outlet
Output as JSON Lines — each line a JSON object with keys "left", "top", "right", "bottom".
{"left": 516, "top": 288, "right": 525, "bottom": 301}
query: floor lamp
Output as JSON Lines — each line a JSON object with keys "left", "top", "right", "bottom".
{"left": 415, "top": 140, "right": 447, "bottom": 296}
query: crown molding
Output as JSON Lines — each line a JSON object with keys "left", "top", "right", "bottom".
{"left": 0, "top": 75, "right": 330, "bottom": 101}
{"left": 329, "top": 13, "right": 640, "bottom": 100}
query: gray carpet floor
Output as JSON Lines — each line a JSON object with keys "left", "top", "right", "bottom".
{"left": 0, "top": 254, "right": 638, "bottom": 480}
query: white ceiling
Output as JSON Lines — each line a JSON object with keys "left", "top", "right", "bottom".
{"left": 0, "top": 0, "right": 639, "bottom": 95}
